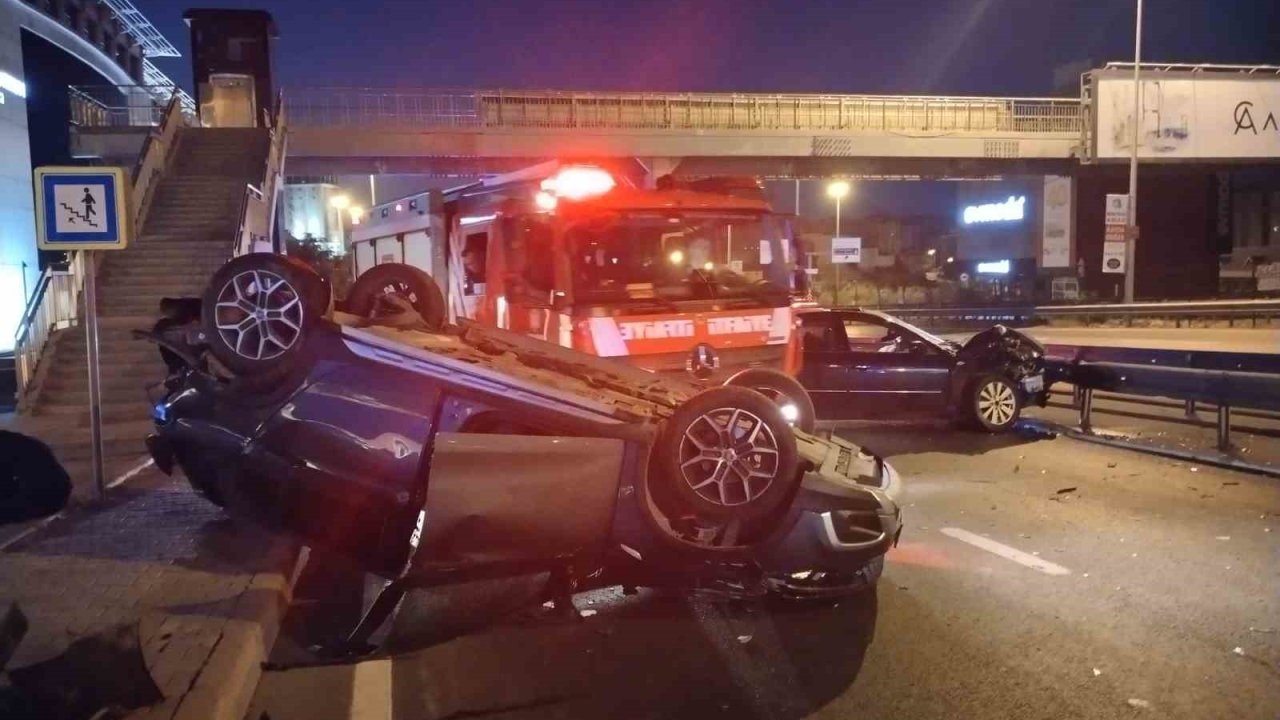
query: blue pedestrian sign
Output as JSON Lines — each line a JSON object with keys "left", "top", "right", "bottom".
{"left": 34, "top": 166, "right": 131, "bottom": 250}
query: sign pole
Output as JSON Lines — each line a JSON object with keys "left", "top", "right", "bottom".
{"left": 833, "top": 199, "right": 842, "bottom": 307}
{"left": 1124, "top": 0, "right": 1143, "bottom": 303}
{"left": 83, "top": 251, "right": 106, "bottom": 500}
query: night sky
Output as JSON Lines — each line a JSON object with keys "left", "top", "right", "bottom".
{"left": 136, "top": 0, "right": 1279, "bottom": 95}
{"left": 130, "top": 0, "right": 1280, "bottom": 219}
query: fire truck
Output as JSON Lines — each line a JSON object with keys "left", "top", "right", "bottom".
{"left": 349, "top": 163, "right": 808, "bottom": 380}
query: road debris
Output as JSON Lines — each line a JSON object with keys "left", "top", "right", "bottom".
{"left": 1233, "top": 647, "right": 1246, "bottom": 657}
{"left": 1056, "top": 487, "right": 1078, "bottom": 495}
{"left": 580, "top": 609, "right": 597, "bottom": 618}
{"left": 736, "top": 635, "right": 752, "bottom": 644}
{"left": 1092, "top": 668, "right": 1102, "bottom": 677}
{"left": 1249, "top": 627, "right": 1276, "bottom": 634}
{"left": 1126, "top": 698, "right": 1152, "bottom": 710}
{"left": 1222, "top": 481, "right": 1239, "bottom": 486}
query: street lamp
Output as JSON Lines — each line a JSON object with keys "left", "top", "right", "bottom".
{"left": 827, "top": 180, "right": 852, "bottom": 306}
{"left": 329, "top": 194, "right": 351, "bottom": 211}
{"left": 1124, "top": 0, "right": 1144, "bottom": 303}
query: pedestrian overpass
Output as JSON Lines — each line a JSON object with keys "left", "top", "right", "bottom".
{"left": 70, "top": 86, "right": 1084, "bottom": 179}
{"left": 279, "top": 88, "right": 1083, "bottom": 178}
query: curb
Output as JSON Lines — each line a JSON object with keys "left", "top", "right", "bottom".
{"left": 128, "top": 544, "right": 307, "bottom": 720}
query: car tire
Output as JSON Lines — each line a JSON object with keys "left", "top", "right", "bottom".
{"left": 173, "top": 445, "right": 225, "bottom": 507}
{"left": 656, "top": 386, "right": 800, "bottom": 524}
{"left": 968, "top": 374, "right": 1023, "bottom": 432}
{"left": 201, "top": 253, "right": 317, "bottom": 376}
{"left": 723, "top": 369, "right": 817, "bottom": 433}
{"left": 346, "top": 263, "right": 446, "bottom": 330}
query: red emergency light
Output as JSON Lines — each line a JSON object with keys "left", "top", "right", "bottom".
{"left": 540, "top": 166, "right": 616, "bottom": 201}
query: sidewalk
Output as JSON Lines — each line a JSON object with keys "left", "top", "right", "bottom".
{"left": 0, "top": 469, "right": 301, "bottom": 720}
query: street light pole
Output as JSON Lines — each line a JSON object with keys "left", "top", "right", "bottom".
{"left": 827, "top": 180, "right": 850, "bottom": 307}
{"left": 1124, "top": 0, "right": 1144, "bottom": 303}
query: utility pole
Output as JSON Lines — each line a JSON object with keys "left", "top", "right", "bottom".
{"left": 1124, "top": 0, "right": 1143, "bottom": 303}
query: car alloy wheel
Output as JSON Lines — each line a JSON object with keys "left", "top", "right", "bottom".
{"left": 678, "top": 407, "right": 781, "bottom": 507}
{"left": 976, "top": 379, "right": 1017, "bottom": 427}
{"left": 212, "top": 269, "right": 305, "bottom": 361}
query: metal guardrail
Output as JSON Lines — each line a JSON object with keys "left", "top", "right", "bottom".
{"left": 1046, "top": 344, "right": 1280, "bottom": 452}
{"left": 283, "top": 87, "right": 1082, "bottom": 134}
{"left": 889, "top": 299, "right": 1280, "bottom": 328}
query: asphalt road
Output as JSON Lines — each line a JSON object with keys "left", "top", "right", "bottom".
{"left": 250, "top": 426, "right": 1280, "bottom": 720}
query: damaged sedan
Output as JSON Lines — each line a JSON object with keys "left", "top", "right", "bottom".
{"left": 141, "top": 255, "right": 903, "bottom": 653}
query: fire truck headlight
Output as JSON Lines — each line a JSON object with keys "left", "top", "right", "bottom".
{"left": 535, "top": 191, "right": 558, "bottom": 211}
{"left": 668, "top": 250, "right": 685, "bottom": 265}
{"left": 779, "top": 403, "right": 800, "bottom": 423}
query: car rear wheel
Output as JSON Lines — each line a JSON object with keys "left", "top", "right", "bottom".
{"left": 656, "top": 386, "right": 800, "bottom": 523}
{"left": 346, "top": 263, "right": 446, "bottom": 330}
{"left": 969, "top": 374, "right": 1022, "bottom": 432}
{"left": 723, "top": 369, "right": 816, "bottom": 433}
{"left": 201, "top": 253, "right": 318, "bottom": 376}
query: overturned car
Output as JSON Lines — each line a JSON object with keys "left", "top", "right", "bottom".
{"left": 142, "top": 254, "right": 903, "bottom": 651}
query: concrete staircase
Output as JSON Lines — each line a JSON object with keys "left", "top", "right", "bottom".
{"left": 21, "top": 128, "right": 269, "bottom": 495}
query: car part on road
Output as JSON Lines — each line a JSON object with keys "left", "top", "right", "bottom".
{"left": 0, "top": 432, "right": 71, "bottom": 525}
{"left": 724, "top": 368, "right": 817, "bottom": 433}
{"left": 345, "top": 263, "right": 446, "bottom": 331}
{"left": 200, "top": 253, "right": 317, "bottom": 376}
{"left": 971, "top": 374, "right": 1023, "bottom": 432}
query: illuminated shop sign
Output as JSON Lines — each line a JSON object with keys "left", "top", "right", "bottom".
{"left": 963, "top": 196, "right": 1026, "bottom": 224}
{"left": 976, "top": 259, "right": 1011, "bottom": 274}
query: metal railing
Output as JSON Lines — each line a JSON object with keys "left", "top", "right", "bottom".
{"left": 69, "top": 84, "right": 195, "bottom": 128}
{"left": 234, "top": 92, "right": 288, "bottom": 257}
{"left": 887, "top": 298, "right": 1280, "bottom": 329}
{"left": 14, "top": 94, "right": 189, "bottom": 398}
{"left": 1047, "top": 344, "right": 1280, "bottom": 455}
{"left": 284, "top": 87, "right": 1082, "bottom": 134}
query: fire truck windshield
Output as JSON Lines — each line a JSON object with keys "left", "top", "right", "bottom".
{"left": 566, "top": 211, "right": 796, "bottom": 305}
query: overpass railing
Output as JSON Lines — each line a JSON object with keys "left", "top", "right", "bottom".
{"left": 69, "top": 84, "right": 195, "bottom": 128}
{"left": 284, "top": 88, "right": 1082, "bottom": 134}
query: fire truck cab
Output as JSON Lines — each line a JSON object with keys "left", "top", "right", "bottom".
{"left": 351, "top": 163, "right": 807, "bottom": 379}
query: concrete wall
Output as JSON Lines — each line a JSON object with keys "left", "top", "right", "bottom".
{"left": 0, "top": 0, "right": 38, "bottom": 351}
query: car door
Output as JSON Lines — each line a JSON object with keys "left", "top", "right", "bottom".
{"left": 794, "top": 313, "right": 856, "bottom": 419}
{"left": 836, "top": 313, "right": 952, "bottom": 419}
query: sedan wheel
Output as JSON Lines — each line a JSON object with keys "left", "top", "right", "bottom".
{"left": 972, "top": 375, "right": 1022, "bottom": 432}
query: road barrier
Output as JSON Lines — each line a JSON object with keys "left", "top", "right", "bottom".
{"left": 1045, "top": 344, "right": 1280, "bottom": 453}
{"left": 889, "top": 299, "right": 1280, "bottom": 329}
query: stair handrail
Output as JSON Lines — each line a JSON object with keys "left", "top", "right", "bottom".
{"left": 233, "top": 91, "right": 288, "bottom": 257}
{"left": 13, "top": 91, "right": 189, "bottom": 400}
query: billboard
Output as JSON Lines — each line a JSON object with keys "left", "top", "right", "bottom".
{"left": 1093, "top": 72, "right": 1280, "bottom": 160}
{"left": 1040, "top": 175, "right": 1073, "bottom": 268}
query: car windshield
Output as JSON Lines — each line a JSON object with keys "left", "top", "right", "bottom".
{"left": 566, "top": 211, "right": 796, "bottom": 305}
{"left": 883, "top": 314, "right": 952, "bottom": 348}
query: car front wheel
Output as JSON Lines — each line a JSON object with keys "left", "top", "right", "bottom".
{"left": 969, "top": 375, "right": 1023, "bottom": 432}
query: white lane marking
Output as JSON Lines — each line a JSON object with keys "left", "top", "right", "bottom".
{"left": 107, "top": 457, "right": 155, "bottom": 488}
{"left": 941, "top": 527, "right": 1072, "bottom": 576}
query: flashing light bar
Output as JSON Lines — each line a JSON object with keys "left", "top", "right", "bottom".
{"left": 460, "top": 214, "right": 497, "bottom": 226}
{"left": 0, "top": 71, "right": 27, "bottom": 99}
{"left": 963, "top": 196, "right": 1025, "bottom": 225}
{"left": 541, "top": 166, "right": 615, "bottom": 201}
